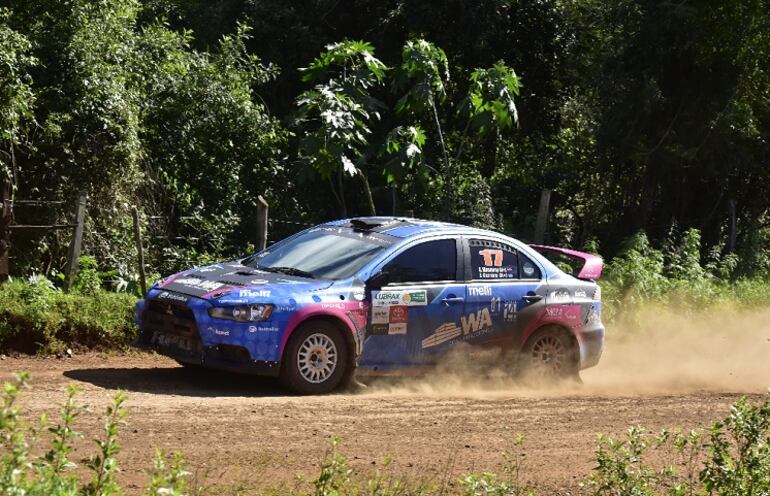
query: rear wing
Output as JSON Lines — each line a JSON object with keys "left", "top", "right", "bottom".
{"left": 529, "top": 244, "right": 603, "bottom": 281}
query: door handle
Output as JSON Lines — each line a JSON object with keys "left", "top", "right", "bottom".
{"left": 523, "top": 293, "right": 543, "bottom": 303}
{"left": 441, "top": 297, "right": 465, "bottom": 305}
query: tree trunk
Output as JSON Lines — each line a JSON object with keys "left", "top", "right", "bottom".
{"left": 358, "top": 169, "right": 376, "bottom": 216}
{"left": 432, "top": 100, "right": 452, "bottom": 218}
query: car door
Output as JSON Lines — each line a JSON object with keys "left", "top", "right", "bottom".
{"left": 462, "top": 237, "right": 547, "bottom": 348}
{"left": 358, "top": 237, "right": 466, "bottom": 369}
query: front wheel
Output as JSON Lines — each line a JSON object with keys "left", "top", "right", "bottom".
{"left": 280, "top": 321, "right": 349, "bottom": 395}
{"left": 520, "top": 326, "right": 580, "bottom": 381}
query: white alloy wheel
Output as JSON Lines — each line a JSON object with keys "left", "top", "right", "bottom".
{"left": 296, "top": 332, "right": 338, "bottom": 384}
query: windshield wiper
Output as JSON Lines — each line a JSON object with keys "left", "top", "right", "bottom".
{"left": 262, "top": 266, "right": 315, "bottom": 279}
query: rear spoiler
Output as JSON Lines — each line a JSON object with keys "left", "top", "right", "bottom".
{"left": 529, "top": 244, "right": 603, "bottom": 281}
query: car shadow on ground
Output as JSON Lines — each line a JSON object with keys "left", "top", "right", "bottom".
{"left": 63, "top": 365, "right": 289, "bottom": 397}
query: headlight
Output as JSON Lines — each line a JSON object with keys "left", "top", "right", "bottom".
{"left": 208, "top": 304, "right": 273, "bottom": 322}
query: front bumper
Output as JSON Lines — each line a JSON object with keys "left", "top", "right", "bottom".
{"left": 135, "top": 291, "right": 282, "bottom": 376}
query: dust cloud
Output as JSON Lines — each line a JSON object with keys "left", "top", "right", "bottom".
{"left": 361, "top": 306, "right": 770, "bottom": 398}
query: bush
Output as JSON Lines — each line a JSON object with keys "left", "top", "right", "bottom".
{"left": 600, "top": 229, "right": 770, "bottom": 324}
{"left": 584, "top": 392, "right": 770, "bottom": 496}
{"left": 0, "top": 278, "right": 137, "bottom": 353}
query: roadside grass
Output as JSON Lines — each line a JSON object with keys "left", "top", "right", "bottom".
{"left": 2, "top": 372, "right": 770, "bottom": 495}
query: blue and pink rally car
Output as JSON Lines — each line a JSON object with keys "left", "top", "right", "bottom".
{"left": 135, "top": 217, "right": 605, "bottom": 394}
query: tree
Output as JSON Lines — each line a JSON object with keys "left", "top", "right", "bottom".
{"left": 0, "top": 8, "right": 35, "bottom": 198}
{"left": 295, "top": 40, "right": 388, "bottom": 216}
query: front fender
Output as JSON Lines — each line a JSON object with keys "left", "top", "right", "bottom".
{"left": 279, "top": 302, "right": 368, "bottom": 362}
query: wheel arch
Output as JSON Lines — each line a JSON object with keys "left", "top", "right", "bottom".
{"left": 279, "top": 313, "right": 358, "bottom": 377}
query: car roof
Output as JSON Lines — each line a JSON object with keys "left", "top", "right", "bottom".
{"left": 324, "top": 216, "right": 492, "bottom": 239}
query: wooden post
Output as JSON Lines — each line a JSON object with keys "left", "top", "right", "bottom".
{"left": 132, "top": 207, "right": 147, "bottom": 295}
{"left": 64, "top": 192, "right": 87, "bottom": 291}
{"left": 534, "top": 188, "right": 551, "bottom": 244}
{"left": 728, "top": 198, "right": 737, "bottom": 254}
{"left": 256, "top": 195, "right": 268, "bottom": 251}
{"left": 0, "top": 179, "right": 11, "bottom": 282}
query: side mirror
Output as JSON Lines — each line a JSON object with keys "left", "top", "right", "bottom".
{"left": 367, "top": 270, "right": 391, "bottom": 289}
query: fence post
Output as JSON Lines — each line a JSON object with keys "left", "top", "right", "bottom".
{"left": 64, "top": 191, "right": 87, "bottom": 291}
{"left": 0, "top": 179, "right": 11, "bottom": 282}
{"left": 256, "top": 195, "right": 268, "bottom": 251}
{"left": 533, "top": 188, "right": 551, "bottom": 244}
{"left": 132, "top": 207, "right": 147, "bottom": 295}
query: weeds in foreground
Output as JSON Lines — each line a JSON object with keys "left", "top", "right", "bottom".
{"left": 3, "top": 372, "right": 770, "bottom": 495}
{"left": 0, "top": 372, "right": 188, "bottom": 496}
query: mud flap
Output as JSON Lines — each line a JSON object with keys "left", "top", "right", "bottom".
{"left": 346, "top": 310, "right": 365, "bottom": 365}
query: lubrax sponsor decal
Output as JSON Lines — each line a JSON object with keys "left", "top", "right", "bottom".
{"left": 239, "top": 289, "right": 272, "bottom": 298}
{"left": 174, "top": 278, "right": 225, "bottom": 291}
{"left": 372, "top": 290, "right": 427, "bottom": 307}
{"left": 468, "top": 285, "right": 492, "bottom": 296}
{"left": 422, "top": 308, "right": 493, "bottom": 348}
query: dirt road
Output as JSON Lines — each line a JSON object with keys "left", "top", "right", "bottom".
{"left": 2, "top": 350, "right": 766, "bottom": 495}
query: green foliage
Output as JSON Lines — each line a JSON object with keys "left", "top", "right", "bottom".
{"left": 0, "top": 7, "right": 35, "bottom": 185}
{"left": 462, "top": 63, "right": 522, "bottom": 135}
{"left": 312, "top": 436, "right": 353, "bottom": 496}
{"left": 0, "top": 279, "right": 136, "bottom": 353}
{"left": 393, "top": 39, "right": 450, "bottom": 116}
{"left": 585, "top": 392, "right": 770, "bottom": 496}
{"left": 0, "top": 373, "right": 189, "bottom": 495}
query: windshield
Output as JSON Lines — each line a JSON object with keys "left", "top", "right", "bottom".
{"left": 244, "top": 227, "right": 395, "bottom": 280}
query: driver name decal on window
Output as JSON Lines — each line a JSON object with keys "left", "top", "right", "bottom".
{"left": 471, "top": 240, "right": 519, "bottom": 280}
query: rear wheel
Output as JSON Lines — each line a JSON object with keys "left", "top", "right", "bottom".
{"left": 521, "top": 327, "right": 579, "bottom": 381}
{"left": 280, "top": 321, "right": 349, "bottom": 395}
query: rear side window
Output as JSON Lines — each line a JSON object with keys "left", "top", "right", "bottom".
{"left": 383, "top": 239, "right": 457, "bottom": 283}
{"left": 519, "top": 253, "right": 542, "bottom": 279}
{"left": 469, "top": 239, "right": 519, "bottom": 280}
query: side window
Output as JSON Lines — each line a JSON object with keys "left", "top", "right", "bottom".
{"left": 470, "top": 239, "right": 519, "bottom": 280}
{"left": 519, "top": 253, "right": 542, "bottom": 280}
{"left": 383, "top": 239, "right": 456, "bottom": 283}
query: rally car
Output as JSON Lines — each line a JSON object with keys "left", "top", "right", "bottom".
{"left": 135, "top": 217, "right": 605, "bottom": 394}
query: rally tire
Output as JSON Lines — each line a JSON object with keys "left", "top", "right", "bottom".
{"left": 280, "top": 321, "right": 349, "bottom": 395}
{"left": 521, "top": 326, "right": 580, "bottom": 381}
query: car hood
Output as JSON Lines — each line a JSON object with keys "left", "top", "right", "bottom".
{"left": 157, "top": 261, "right": 335, "bottom": 300}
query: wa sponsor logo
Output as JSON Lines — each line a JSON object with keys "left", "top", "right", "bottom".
{"left": 422, "top": 308, "right": 494, "bottom": 348}
{"left": 239, "top": 289, "right": 271, "bottom": 298}
{"left": 460, "top": 308, "right": 493, "bottom": 335}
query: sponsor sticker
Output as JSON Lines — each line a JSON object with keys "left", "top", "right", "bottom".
{"left": 468, "top": 285, "right": 492, "bottom": 297}
{"left": 174, "top": 277, "right": 225, "bottom": 291}
{"left": 239, "top": 289, "right": 272, "bottom": 298}
{"left": 370, "top": 324, "right": 389, "bottom": 335}
{"left": 421, "top": 308, "right": 494, "bottom": 349}
{"left": 157, "top": 291, "right": 189, "bottom": 303}
{"left": 574, "top": 289, "right": 587, "bottom": 298}
{"left": 373, "top": 290, "right": 428, "bottom": 307}
{"left": 388, "top": 323, "right": 407, "bottom": 335}
{"left": 371, "top": 307, "right": 389, "bottom": 324}
{"left": 207, "top": 326, "right": 230, "bottom": 336}
{"left": 389, "top": 305, "right": 409, "bottom": 323}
